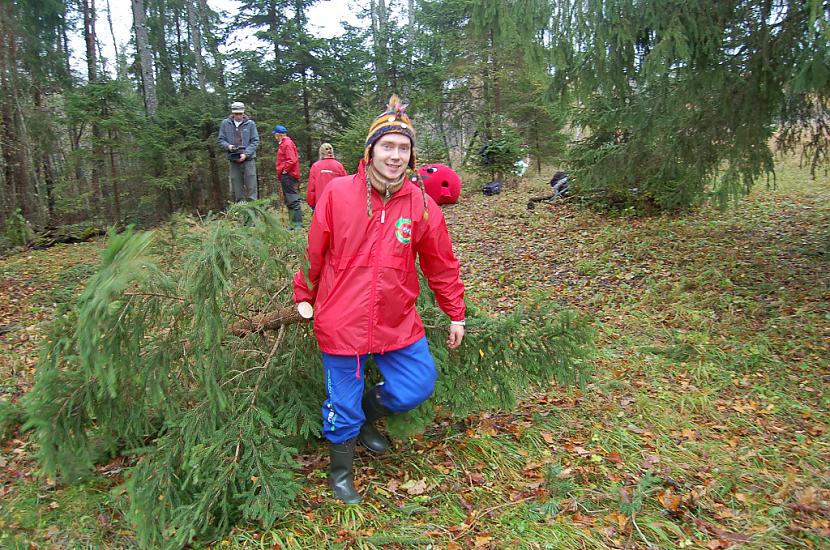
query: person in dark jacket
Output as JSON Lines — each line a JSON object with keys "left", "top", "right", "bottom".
{"left": 273, "top": 124, "right": 303, "bottom": 229}
{"left": 293, "top": 95, "right": 466, "bottom": 505}
{"left": 217, "top": 101, "right": 260, "bottom": 202}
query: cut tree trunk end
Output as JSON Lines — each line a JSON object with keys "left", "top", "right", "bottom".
{"left": 229, "top": 305, "right": 309, "bottom": 336}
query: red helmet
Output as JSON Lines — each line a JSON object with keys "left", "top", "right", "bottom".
{"left": 418, "top": 163, "right": 462, "bottom": 205}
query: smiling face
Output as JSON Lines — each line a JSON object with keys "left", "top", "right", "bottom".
{"left": 370, "top": 133, "right": 411, "bottom": 181}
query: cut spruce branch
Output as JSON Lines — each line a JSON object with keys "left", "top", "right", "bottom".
{"left": 228, "top": 305, "right": 307, "bottom": 336}
{"left": 21, "top": 205, "right": 593, "bottom": 550}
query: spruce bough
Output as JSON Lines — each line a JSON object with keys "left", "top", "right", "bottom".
{"left": 23, "top": 204, "right": 592, "bottom": 548}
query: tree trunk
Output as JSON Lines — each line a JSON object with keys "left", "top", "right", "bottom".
{"left": 204, "top": 119, "right": 224, "bottom": 210}
{"left": 0, "top": 3, "right": 27, "bottom": 220}
{"left": 96, "top": 27, "right": 108, "bottom": 76}
{"left": 208, "top": 147, "right": 224, "bottom": 210}
{"left": 301, "top": 72, "right": 313, "bottom": 163}
{"left": 295, "top": 1, "right": 313, "bottom": 164}
{"left": 61, "top": 18, "right": 72, "bottom": 79}
{"left": 108, "top": 129, "right": 122, "bottom": 224}
{"left": 174, "top": 6, "right": 187, "bottom": 91}
{"left": 82, "top": 0, "right": 97, "bottom": 83}
{"left": 370, "top": 0, "right": 388, "bottom": 92}
{"left": 267, "top": 0, "right": 281, "bottom": 65}
{"left": 132, "top": 0, "right": 158, "bottom": 116}
{"left": 30, "top": 90, "right": 55, "bottom": 225}
{"left": 82, "top": 0, "right": 104, "bottom": 217}
{"left": 42, "top": 154, "right": 56, "bottom": 221}
{"left": 106, "top": 0, "right": 128, "bottom": 79}
{"left": 378, "top": 0, "right": 389, "bottom": 91}
{"left": 489, "top": 30, "right": 504, "bottom": 182}
{"left": 33, "top": 89, "right": 56, "bottom": 223}
{"left": 105, "top": 0, "right": 119, "bottom": 64}
{"left": 489, "top": 29, "right": 502, "bottom": 116}
{"left": 438, "top": 97, "right": 453, "bottom": 167}
{"left": 402, "top": 0, "right": 415, "bottom": 97}
{"left": 186, "top": 0, "right": 206, "bottom": 91}
{"left": 152, "top": 0, "right": 175, "bottom": 98}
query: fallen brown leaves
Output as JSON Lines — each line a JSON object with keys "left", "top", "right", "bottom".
{"left": 2, "top": 168, "right": 830, "bottom": 548}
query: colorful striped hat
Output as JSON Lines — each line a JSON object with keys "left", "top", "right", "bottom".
{"left": 364, "top": 94, "right": 416, "bottom": 170}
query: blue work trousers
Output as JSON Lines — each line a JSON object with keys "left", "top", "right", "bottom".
{"left": 321, "top": 337, "right": 437, "bottom": 444}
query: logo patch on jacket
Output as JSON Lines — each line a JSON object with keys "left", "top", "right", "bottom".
{"left": 395, "top": 217, "right": 413, "bottom": 244}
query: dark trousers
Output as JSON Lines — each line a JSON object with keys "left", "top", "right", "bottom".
{"left": 280, "top": 173, "right": 303, "bottom": 226}
{"left": 229, "top": 159, "right": 257, "bottom": 201}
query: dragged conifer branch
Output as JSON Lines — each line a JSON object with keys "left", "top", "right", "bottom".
{"left": 21, "top": 205, "right": 593, "bottom": 549}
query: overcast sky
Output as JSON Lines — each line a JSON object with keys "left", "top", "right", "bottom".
{"left": 79, "top": 0, "right": 363, "bottom": 76}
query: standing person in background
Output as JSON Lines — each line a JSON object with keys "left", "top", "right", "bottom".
{"left": 218, "top": 101, "right": 260, "bottom": 202}
{"left": 306, "top": 143, "right": 347, "bottom": 211}
{"left": 293, "top": 95, "right": 466, "bottom": 504}
{"left": 273, "top": 125, "right": 303, "bottom": 229}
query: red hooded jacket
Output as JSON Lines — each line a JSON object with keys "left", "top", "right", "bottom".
{"left": 293, "top": 161, "right": 465, "bottom": 355}
{"left": 306, "top": 157, "right": 347, "bottom": 208}
{"left": 276, "top": 136, "right": 300, "bottom": 179}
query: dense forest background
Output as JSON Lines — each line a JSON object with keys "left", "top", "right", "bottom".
{"left": 1, "top": 0, "right": 827, "bottom": 239}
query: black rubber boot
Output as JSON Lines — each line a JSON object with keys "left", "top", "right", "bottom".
{"left": 329, "top": 438, "right": 361, "bottom": 504}
{"left": 358, "top": 385, "right": 391, "bottom": 454}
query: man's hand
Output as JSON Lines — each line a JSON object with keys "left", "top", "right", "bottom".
{"left": 447, "top": 324, "right": 465, "bottom": 349}
{"left": 239, "top": 153, "right": 247, "bottom": 162}
{"left": 228, "top": 144, "right": 235, "bottom": 151}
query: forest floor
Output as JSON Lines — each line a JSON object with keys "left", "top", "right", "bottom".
{"left": 1, "top": 154, "right": 828, "bottom": 549}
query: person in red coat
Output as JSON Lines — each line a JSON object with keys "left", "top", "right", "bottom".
{"left": 293, "top": 95, "right": 466, "bottom": 504}
{"left": 306, "top": 143, "right": 346, "bottom": 210}
{"left": 273, "top": 124, "right": 303, "bottom": 229}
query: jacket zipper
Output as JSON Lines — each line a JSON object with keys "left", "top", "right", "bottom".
{"left": 367, "top": 202, "right": 385, "bottom": 353}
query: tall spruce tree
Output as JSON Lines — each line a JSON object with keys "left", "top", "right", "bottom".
{"left": 411, "top": 0, "right": 473, "bottom": 165}
{"left": 23, "top": 205, "right": 592, "bottom": 548}
{"left": 410, "top": 0, "right": 565, "bottom": 173}
{"left": 550, "top": 0, "right": 830, "bottom": 211}
{"left": 9, "top": 0, "right": 73, "bottom": 224}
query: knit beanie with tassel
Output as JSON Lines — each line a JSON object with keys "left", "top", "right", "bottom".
{"left": 364, "top": 94, "right": 428, "bottom": 219}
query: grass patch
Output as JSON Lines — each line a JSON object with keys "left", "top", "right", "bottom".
{"left": 0, "top": 478, "right": 127, "bottom": 549}
{"left": 0, "top": 154, "right": 828, "bottom": 548}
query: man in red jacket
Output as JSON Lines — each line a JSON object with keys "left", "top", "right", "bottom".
{"left": 293, "top": 95, "right": 466, "bottom": 504}
{"left": 273, "top": 124, "right": 303, "bottom": 229}
{"left": 306, "top": 142, "right": 347, "bottom": 210}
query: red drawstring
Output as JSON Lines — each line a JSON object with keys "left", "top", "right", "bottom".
{"left": 355, "top": 354, "right": 361, "bottom": 379}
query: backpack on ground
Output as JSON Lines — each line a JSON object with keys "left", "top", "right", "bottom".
{"left": 482, "top": 180, "right": 502, "bottom": 196}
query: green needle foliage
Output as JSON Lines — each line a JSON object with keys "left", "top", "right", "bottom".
{"left": 23, "top": 204, "right": 592, "bottom": 548}
{"left": 551, "top": 0, "right": 830, "bottom": 212}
